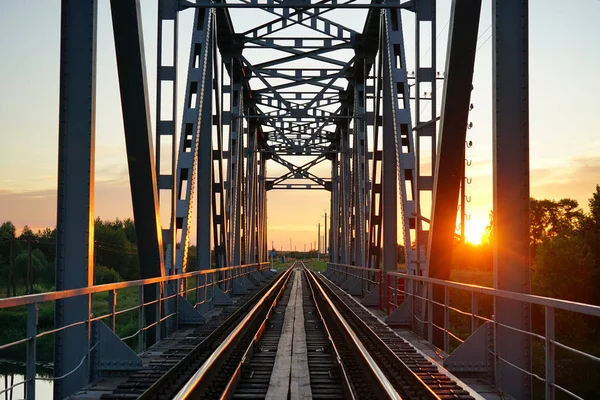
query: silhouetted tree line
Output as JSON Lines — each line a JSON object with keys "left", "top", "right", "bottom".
{"left": 1, "top": 186, "right": 599, "bottom": 302}
{"left": 450, "top": 185, "right": 600, "bottom": 305}
{"left": 0, "top": 218, "right": 152, "bottom": 295}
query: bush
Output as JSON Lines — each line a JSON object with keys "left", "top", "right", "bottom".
{"left": 94, "top": 265, "right": 122, "bottom": 285}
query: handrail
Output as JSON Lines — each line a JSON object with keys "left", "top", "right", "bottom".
{"left": 329, "top": 262, "right": 600, "bottom": 317}
{"left": 326, "top": 262, "right": 600, "bottom": 400}
{"left": 0, "top": 262, "right": 271, "bottom": 309}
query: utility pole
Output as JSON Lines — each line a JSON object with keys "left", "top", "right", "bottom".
{"left": 290, "top": 237, "right": 292, "bottom": 252}
{"left": 323, "top": 211, "right": 328, "bottom": 256}
{"left": 7, "top": 237, "right": 14, "bottom": 297}
{"left": 27, "top": 237, "right": 32, "bottom": 294}
{"left": 317, "top": 222, "right": 321, "bottom": 261}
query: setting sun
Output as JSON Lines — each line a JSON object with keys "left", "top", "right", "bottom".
{"left": 463, "top": 218, "right": 489, "bottom": 244}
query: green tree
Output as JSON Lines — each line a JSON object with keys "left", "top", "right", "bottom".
{"left": 95, "top": 218, "right": 139, "bottom": 280}
{"left": 529, "top": 198, "right": 585, "bottom": 257}
{"left": 532, "top": 234, "right": 594, "bottom": 303}
{"left": 94, "top": 265, "right": 122, "bottom": 285}
{"left": 14, "top": 250, "right": 47, "bottom": 292}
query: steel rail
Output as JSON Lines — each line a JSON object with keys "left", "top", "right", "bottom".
{"left": 135, "top": 267, "right": 288, "bottom": 399}
{"left": 305, "top": 268, "right": 402, "bottom": 399}
{"left": 171, "top": 267, "right": 294, "bottom": 399}
{"left": 311, "top": 268, "right": 441, "bottom": 400}
{"left": 219, "top": 262, "right": 300, "bottom": 398}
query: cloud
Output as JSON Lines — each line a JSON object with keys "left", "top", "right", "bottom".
{"left": 531, "top": 155, "right": 600, "bottom": 208}
{"left": 0, "top": 179, "right": 135, "bottom": 231}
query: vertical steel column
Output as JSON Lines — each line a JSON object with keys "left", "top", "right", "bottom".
{"left": 196, "top": 19, "right": 214, "bottom": 271}
{"left": 111, "top": 0, "right": 168, "bottom": 345}
{"left": 425, "top": 0, "right": 482, "bottom": 349}
{"left": 367, "top": 31, "right": 384, "bottom": 270}
{"left": 227, "top": 78, "right": 244, "bottom": 266}
{"left": 349, "top": 125, "right": 356, "bottom": 264}
{"left": 155, "top": 0, "right": 178, "bottom": 277}
{"left": 246, "top": 123, "right": 258, "bottom": 263}
{"left": 414, "top": 0, "right": 436, "bottom": 276}
{"left": 258, "top": 153, "right": 268, "bottom": 261}
{"left": 330, "top": 150, "right": 340, "bottom": 263}
{"left": 211, "top": 42, "right": 229, "bottom": 269}
{"left": 381, "top": 32, "right": 398, "bottom": 272}
{"left": 492, "top": 1, "right": 531, "bottom": 398}
{"left": 381, "top": 9, "right": 417, "bottom": 274}
{"left": 54, "top": 1, "right": 97, "bottom": 398}
{"left": 339, "top": 125, "right": 351, "bottom": 264}
{"left": 172, "top": 8, "right": 213, "bottom": 275}
{"left": 353, "top": 78, "right": 368, "bottom": 267}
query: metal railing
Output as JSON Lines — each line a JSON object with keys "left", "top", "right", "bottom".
{"left": 325, "top": 263, "right": 405, "bottom": 312}
{"left": 325, "top": 262, "right": 600, "bottom": 400}
{"left": 0, "top": 262, "right": 271, "bottom": 399}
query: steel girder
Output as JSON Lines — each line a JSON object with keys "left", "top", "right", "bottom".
{"left": 156, "top": 0, "right": 178, "bottom": 280}
{"left": 226, "top": 79, "right": 244, "bottom": 266}
{"left": 352, "top": 80, "right": 369, "bottom": 267}
{"left": 492, "top": 1, "right": 532, "bottom": 398}
{"left": 329, "top": 141, "right": 340, "bottom": 263}
{"left": 414, "top": 0, "right": 437, "bottom": 275}
{"left": 170, "top": 8, "right": 213, "bottom": 276}
{"left": 111, "top": 0, "right": 167, "bottom": 346}
{"left": 54, "top": 1, "right": 97, "bottom": 397}
{"left": 381, "top": 8, "right": 417, "bottom": 271}
{"left": 426, "top": 0, "right": 482, "bottom": 349}
{"left": 210, "top": 39, "right": 229, "bottom": 269}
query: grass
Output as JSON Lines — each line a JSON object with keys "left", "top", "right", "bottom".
{"left": 304, "top": 260, "right": 327, "bottom": 272}
{"left": 450, "top": 268, "right": 493, "bottom": 286}
{"left": 0, "top": 285, "right": 144, "bottom": 364}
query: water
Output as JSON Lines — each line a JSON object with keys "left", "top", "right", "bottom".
{"left": 0, "top": 373, "right": 53, "bottom": 400}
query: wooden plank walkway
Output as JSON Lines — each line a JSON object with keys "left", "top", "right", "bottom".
{"left": 266, "top": 269, "right": 312, "bottom": 400}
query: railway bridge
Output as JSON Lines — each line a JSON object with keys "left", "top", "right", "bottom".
{"left": 1, "top": 0, "right": 600, "bottom": 399}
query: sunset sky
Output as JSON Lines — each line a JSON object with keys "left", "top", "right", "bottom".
{"left": 1, "top": 1, "right": 599, "bottom": 252}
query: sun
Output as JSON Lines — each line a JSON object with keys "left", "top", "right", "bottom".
{"left": 463, "top": 219, "right": 488, "bottom": 245}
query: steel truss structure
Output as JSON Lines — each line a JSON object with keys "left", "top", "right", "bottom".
{"left": 53, "top": 0, "right": 531, "bottom": 399}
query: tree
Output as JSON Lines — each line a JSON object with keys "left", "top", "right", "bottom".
{"left": 14, "top": 250, "right": 46, "bottom": 291}
{"left": 95, "top": 218, "right": 140, "bottom": 280}
{"left": 529, "top": 198, "right": 585, "bottom": 257}
{"left": 481, "top": 211, "right": 493, "bottom": 246}
{"left": 532, "top": 234, "right": 594, "bottom": 302}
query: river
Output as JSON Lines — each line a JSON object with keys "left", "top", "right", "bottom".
{"left": 0, "top": 371, "right": 53, "bottom": 399}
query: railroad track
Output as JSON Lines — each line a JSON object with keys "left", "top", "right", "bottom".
{"left": 312, "top": 269, "right": 475, "bottom": 400}
{"left": 170, "top": 261, "right": 470, "bottom": 399}
{"left": 100, "top": 271, "right": 281, "bottom": 400}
